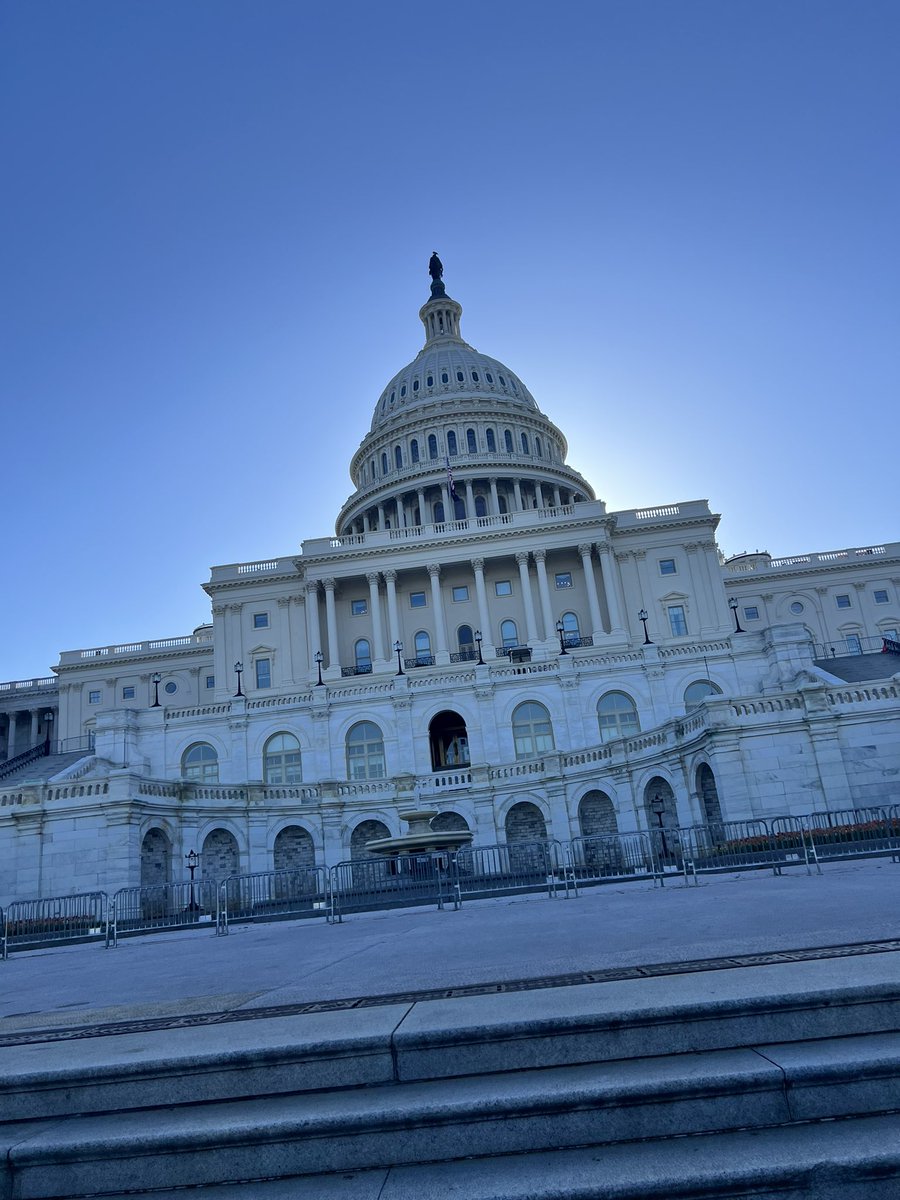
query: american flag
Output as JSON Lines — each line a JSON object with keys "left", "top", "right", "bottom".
{"left": 446, "top": 457, "right": 459, "bottom": 501}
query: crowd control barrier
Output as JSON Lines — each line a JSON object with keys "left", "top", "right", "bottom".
{"left": 2, "top": 891, "right": 110, "bottom": 958}
{"left": 329, "top": 851, "right": 459, "bottom": 922}
{"left": 218, "top": 866, "right": 329, "bottom": 932}
{"left": 110, "top": 880, "right": 220, "bottom": 946}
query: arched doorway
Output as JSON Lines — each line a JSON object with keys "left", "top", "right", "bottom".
{"left": 644, "top": 777, "right": 679, "bottom": 862}
{"left": 577, "top": 791, "right": 618, "bottom": 838}
{"left": 429, "top": 711, "right": 470, "bottom": 770}
{"left": 140, "top": 829, "right": 170, "bottom": 888}
{"left": 431, "top": 810, "right": 470, "bottom": 833}
{"left": 274, "top": 826, "right": 316, "bottom": 873}
{"left": 504, "top": 801, "right": 548, "bottom": 843}
{"left": 201, "top": 828, "right": 239, "bottom": 881}
{"left": 696, "top": 764, "right": 724, "bottom": 826}
{"left": 350, "top": 819, "right": 390, "bottom": 860}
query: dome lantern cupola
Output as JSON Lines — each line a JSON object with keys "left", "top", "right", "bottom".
{"left": 420, "top": 251, "right": 463, "bottom": 344}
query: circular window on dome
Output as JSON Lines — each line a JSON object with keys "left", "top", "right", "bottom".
{"left": 486, "top": 372, "right": 494, "bottom": 384}
{"left": 456, "top": 370, "right": 464, "bottom": 382}
{"left": 498, "top": 374, "right": 506, "bottom": 386}
{"left": 164, "top": 681, "right": 177, "bottom": 694}
{"left": 790, "top": 601, "right": 804, "bottom": 614}
{"left": 427, "top": 375, "right": 434, "bottom": 387}
{"left": 413, "top": 379, "right": 419, "bottom": 392}
{"left": 471, "top": 371, "right": 479, "bottom": 383}
{"left": 400, "top": 384, "right": 406, "bottom": 398}
{"left": 441, "top": 372, "right": 449, "bottom": 384}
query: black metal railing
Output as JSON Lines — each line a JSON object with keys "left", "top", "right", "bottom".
{"left": 562, "top": 635, "right": 594, "bottom": 649}
{"left": 814, "top": 635, "right": 900, "bottom": 659}
{"left": 450, "top": 649, "right": 477, "bottom": 663}
{"left": 340, "top": 664, "right": 373, "bottom": 677}
{"left": 404, "top": 655, "right": 435, "bottom": 669}
{"left": 0, "top": 741, "right": 48, "bottom": 780}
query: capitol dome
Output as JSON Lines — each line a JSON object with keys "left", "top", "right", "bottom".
{"left": 336, "top": 260, "right": 595, "bottom": 537}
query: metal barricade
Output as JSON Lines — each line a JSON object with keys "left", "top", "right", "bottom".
{"left": 2, "top": 892, "right": 110, "bottom": 959}
{"left": 329, "top": 852, "right": 458, "bottom": 922}
{"left": 452, "top": 840, "right": 562, "bottom": 901}
{"left": 803, "top": 806, "right": 900, "bottom": 863}
{"left": 110, "top": 880, "right": 220, "bottom": 947}
{"left": 681, "top": 818, "right": 813, "bottom": 881}
{"left": 219, "top": 867, "right": 329, "bottom": 933}
{"left": 567, "top": 832, "right": 660, "bottom": 893}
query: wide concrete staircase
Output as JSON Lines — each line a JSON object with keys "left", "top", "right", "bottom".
{"left": 3, "top": 953, "right": 900, "bottom": 1198}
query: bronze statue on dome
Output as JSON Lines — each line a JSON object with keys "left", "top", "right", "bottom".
{"left": 428, "top": 252, "right": 443, "bottom": 281}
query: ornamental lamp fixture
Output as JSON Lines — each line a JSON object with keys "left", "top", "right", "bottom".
{"left": 151, "top": 672, "right": 162, "bottom": 707}
{"left": 314, "top": 650, "right": 324, "bottom": 686}
{"left": 638, "top": 609, "right": 653, "bottom": 646}
{"left": 234, "top": 661, "right": 244, "bottom": 698}
{"left": 728, "top": 597, "right": 746, "bottom": 633}
{"left": 394, "top": 640, "right": 405, "bottom": 676}
{"left": 474, "top": 629, "right": 484, "bottom": 665}
{"left": 555, "top": 619, "right": 568, "bottom": 655}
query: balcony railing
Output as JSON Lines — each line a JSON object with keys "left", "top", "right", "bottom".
{"left": 404, "top": 655, "right": 436, "bottom": 669}
{"left": 340, "top": 664, "right": 373, "bottom": 677}
{"left": 814, "top": 636, "right": 900, "bottom": 660}
{"left": 449, "top": 649, "right": 478, "bottom": 663}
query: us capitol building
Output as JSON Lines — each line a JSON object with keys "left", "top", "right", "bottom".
{"left": 2, "top": 260, "right": 899, "bottom": 901}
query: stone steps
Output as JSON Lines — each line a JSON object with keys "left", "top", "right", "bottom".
{"left": 3, "top": 953, "right": 900, "bottom": 1198}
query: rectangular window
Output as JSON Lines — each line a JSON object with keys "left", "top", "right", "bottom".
{"left": 253, "top": 612, "right": 269, "bottom": 629}
{"left": 658, "top": 559, "right": 677, "bottom": 575}
{"left": 743, "top": 606, "right": 760, "bottom": 621}
{"left": 205, "top": 675, "right": 215, "bottom": 689}
{"left": 667, "top": 605, "right": 688, "bottom": 637}
{"left": 121, "top": 686, "right": 135, "bottom": 700}
{"left": 555, "top": 572, "right": 573, "bottom": 589}
{"left": 255, "top": 658, "right": 271, "bottom": 689}
{"left": 451, "top": 585, "right": 469, "bottom": 602}
{"left": 835, "top": 594, "right": 852, "bottom": 609}
{"left": 88, "top": 690, "right": 101, "bottom": 704}
{"left": 350, "top": 599, "right": 367, "bottom": 615}
{"left": 409, "top": 591, "right": 427, "bottom": 608}
{"left": 874, "top": 589, "right": 889, "bottom": 604}
{"left": 846, "top": 634, "right": 862, "bottom": 654}
{"left": 494, "top": 580, "right": 512, "bottom": 596}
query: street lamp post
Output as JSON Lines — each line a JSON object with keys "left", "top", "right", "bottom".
{"left": 151, "top": 672, "right": 161, "bottom": 707}
{"left": 728, "top": 597, "right": 745, "bottom": 633}
{"left": 44, "top": 710, "right": 54, "bottom": 753}
{"left": 474, "top": 629, "right": 485, "bottom": 665}
{"left": 314, "top": 650, "right": 324, "bottom": 686}
{"left": 638, "top": 609, "right": 653, "bottom": 645}
{"left": 555, "top": 619, "right": 568, "bottom": 655}
{"left": 234, "top": 661, "right": 244, "bottom": 698}
{"left": 394, "top": 640, "right": 404, "bottom": 676}
{"left": 185, "top": 848, "right": 200, "bottom": 914}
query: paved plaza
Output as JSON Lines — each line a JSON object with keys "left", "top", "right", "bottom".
{"left": 2, "top": 860, "right": 898, "bottom": 1035}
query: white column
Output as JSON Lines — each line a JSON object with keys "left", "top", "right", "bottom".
{"left": 30, "top": 710, "right": 39, "bottom": 746}
{"left": 553, "top": 486, "right": 561, "bottom": 507}
{"left": 513, "top": 480, "right": 523, "bottom": 511}
{"left": 377, "top": 504, "right": 385, "bottom": 530}
{"left": 596, "top": 540, "right": 626, "bottom": 634}
{"left": 227, "top": 604, "right": 243, "bottom": 677}
{"left": 428, "top": 564, "right": 449, "bottom": 654}
{"left": 384, "top": 569, "right": 400, "bottom": 650}
{"left": 362, "top": 512, "right": 370, "bottom": 533}
{"left": 395, "top": 497, "right": 404, "bottom": 528}
{"left": 535, "top": 482, "right": 545, "bottom": 508}
{"left": 211, "top": 606, "right": 228, "bottom": 697}
{"left": 440, "top": 483, "right": 450, "bottom": 517}
{"left": 367, "top": 572, "right": 386, "bottom": 661}
{"left": 277, "top": 597, "right": 293, "bottom": 684}
{"left": 305, "top": 582, "right": 322, "bottom": 668}
{"left": 633, "top": 551, "right": 655, "bottom": 637}
{"left": 579, "top": 542, "right": 605, "bottom": 638}
{"left": 532, "top": 549, "right": 555, "bottom": 640}
{"left": 471, "top": 558, "right": 495, "bottom": 656}
{"left": 465, "top": 480, "right": 475, "bottom": 519}
{"left": 489, "top": 477, "right": 499, "bottom": 515}
{"left": 290, "top": 594, "right": 309, "bottom": 675}
{"left": 6, "top": 712, "right": 17, "bottom": 758}
{"left": 323, "top": 578, "right": 339, "bottom": 668}
{"left": 516, "top": 552, "right": 539, "bottom": 643}
{"left": 685, "top": 543, "right": 714, "bottom": 630}
{"left": 416, "top": 489, "right": 426, "bottom": 526}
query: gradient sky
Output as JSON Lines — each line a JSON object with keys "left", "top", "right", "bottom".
{"left": 2, "top": 0, "right": 897, "bottom": 681}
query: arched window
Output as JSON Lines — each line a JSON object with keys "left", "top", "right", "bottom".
{"left": 504, "top": 429, "right": 513, "bottom": 452}
{"left": 273, "top": 825, "right": 315, "bottom": 872}
{"left": 429, "top": 710, "right": 469, "bottom": 770}
{"left": 410, "top": 439, "right": 419, "bottom": 463}
{"left": 560, "top": 611, "right": 580, "bottom": 646}
{"left": 428, "top": 434, "right": 438, "bottom": 460}
{"left": 457, "top": 625, "right": 475, "bottom": 659}
{"left": 350, "top": 819, "right": 390, "bottom": 861}
{"left": 394, "top": 445, "right": 402, "bottom": 469}
{"left": 597, "top": 692, "right": 640, "bottom": 743}
{"left": 453, "top": 495, "right": 466, "bottom": 520}
{"left": 346, "top": 721, "right": 385, "bottom": 781}
{"left": 466, "top": 428, "right": 477, "bottom": 453}
{"left": 182, "top": 742, "right": 218, "bottom": 782}
{"left": 381, "top": 451, "right": 388, "bottom": 475}
{"left": 201, "top": 828, "right": 238, "bottom": 880}
{"left": 521, "top": 431, "right": 530, "bottom": 454}
{"left": 475, "top": 495, "right": 487, "bottom": 517}
{"left": 433, "top": 500, "right": 445, "bottom": 523}
{"left": 684, "top": 680, "right": 723, "bottom": 710}
{"left": 535, "top": 436, "right": 542, "bottom": 457}
{"left": 486, "top": 428, "right": 496, "bottom": 452}
{"left": 447, "top": 431, "right": 458, "bottom": 456}
{"left": 511, "top": 701, "right": 554, "bottom": 760}
{"left": 498, "top": 493, "right": 508, "bottom": 514}
{"left": 264, "top": 733, "right": 302, "bottom": 784}
{"left": 500, "top": 619, "right": 518, "bottom": 649}
{"left": 696, "top": 763, "right": 723, "bottom": 826}
{"left": 354, "top": 638, "right": 372, "bottom": 672}
{"left": 140, "top": 829, "right": 171, "bottom": 888}
{"left": 414, "top": 630, "right": 432, "bottom": 663}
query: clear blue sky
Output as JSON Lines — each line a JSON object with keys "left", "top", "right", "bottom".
{"left": 2, "top": 1, "right": 897, "bottom": 680}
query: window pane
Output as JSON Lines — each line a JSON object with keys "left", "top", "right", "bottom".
{"left": 668, "top": 606, "right": 688, "bottom": 636}
{"left": 256, "top": 659, "right": 271, "bottom": 688}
